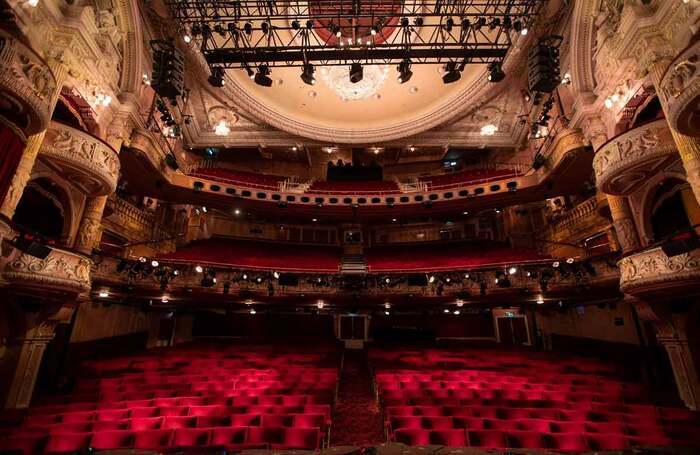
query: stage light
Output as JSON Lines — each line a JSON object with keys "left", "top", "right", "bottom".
{"left": 385, "top": 277, "right": 391, "bottom": 284}
{"left": 552, "top": 261, "right": 560, "bottom": 268}
{"left": 464, "top": 273, "right": 470, "bottom": 279}
{"left": 139, "top": 256, "right": 147, "bottom": 263}
{"left": 508, "top": 266, "right": 517, "bottom": 275}
{"left": 487, "top": 62, "right": 505, "bottom": 82}
{"left": 384, "top": 302, "right": 391, "bottom": 309}
{"left": 301, "top": 63, "right": 316, "bottom": 85}
{"left": 208, "top": 67, "right": 226, "bottom": 87}
{"left": 566, "top": 257, "right": 575, "bottom": 264}
{"left": 350, "top": 63, "right": 363, "bottom": 83}
{"left": 234, "top": 208, "right": 241, "bottom": 215}
{"left": 183, "top": 33, "right": 192, "bottom": 43}
{"left": 242, "top": 273, "right": 248, "bottom": 280}
{"left": 273, "top": 271, "right": 280, "bottom": 279}
{"left": 246, "top": 66, "right": 255, "bottom": 79}
{"left": 317, "top": 300, "right": 325, "bottom": 309}
{"left": 453, "top": 310, "right": 461, "bottom": 315}
{"left": 250, "top": 308, "right": 256, "bottom": 314}
{"left": 442, "top": 62, "right": 461, "bottom": 84}
{"left": 292, "top": 20, "right": 300, "bottom": 30}
{"left": 99, "top": 291, "right": 109, "bottom": 298}
{"left": 428, "top": 275, "right": 436, "bottom": 284}
{"left": 536, "top": 298, "right": 544, "bottom": 305}
{"left": 444, "top": 309, "right": 450, "bottom": 313}
{"left": 254, "top": 65, "right": 273, "bottom": 87}
{"left": 256, "top": 277, "right": 263, "bottom": 283}
{"left": 244, "top": 22, "right": 252, "bottom": 34}
{"left": 370, "top": 25, "right": 378, "bottom": 35}
{"left": 397, "top": 59, "right": 412, "bottom": 84}
{"left": 445, "top": 17, "right": 454, "bottom": 32}
{"left": 195, "top": 265, "right": 203, "bottom": 273}
{"left": 151, "top": 260, "right": 159, "bottom": 267}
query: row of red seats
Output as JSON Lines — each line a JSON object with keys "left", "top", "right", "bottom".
{"left": 418, "top": 168, "right": 520, "bottom": 189}
{"left": 382, "top": 397, "right": 650, "bottom": 412}
{"left": 24, "top": 404, "right": 332, "bottom": 427}
{"left": 17, "top": 413, "right": 327, "bottom": 434}
{"left": 392, "top": 428, "right": 674, "bottom": 451}
{"left": 375, "top": 373, "right": 638, "bottom": 387}
{"left": 87, "top": 372, "right": 338, "bottom": 384}
{"left": 2, "top": 426, "right": 321, "bottom": 454}
{"left": 386, "top": 415, "right": 694, "bottom": 437}
{"left": 384, "top": 405, "right": 675, "bottom": 424}
{"left": 380, "top": 389, "right": 642, "bottom": 404}
{"left": 307, "top": 180, "right": 400, "bottom": 194}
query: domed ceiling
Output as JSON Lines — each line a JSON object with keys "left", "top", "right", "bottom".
{"left": 174, "top": 0, "right": 539, "bottom": 146}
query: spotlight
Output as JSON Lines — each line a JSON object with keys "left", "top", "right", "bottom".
{"left": 487, "top": 62, "right": 506, "bottom": 82}
{"left": 139, "top": 257, "right": 147, "bottom": 263}
{"left": 250, "top": 308, "right": 256, "bottom": 314}
{"left": 508, "top": 266, "right": 517, "bottom": 275}
{"left": 397, "top": 59, "right": 412, "bottom": 84}
{"left": 151, "top": 260, "right": 159, "bottom": 267}
{"left": 536, "top": 298, "right": 544, "bottom": 305}
{"left": 245, "top": 66, "right": 255, "bottom": 79}
{"left": 292, "top": 20, "right": 300, "bottom": 30}
{"left": 254, "top": 65, "right": 273, "bottom": 87}
{"left": 444, "top": 309, "right": 450, "bottom": 313}
{"left": 552, "top": 261, "right": 560, "bottom": 268}
{"left": 208, "top": 67, "right": 226, "bottom": 87}
{"left": 244, "top": 22, "right": 252, "bottom": 34}
{"left": 99, "top": 291, "right": 109, "bottom": 298}
{"left": 428, "top": 275, "right": 436, "bottom": 284}
{"left": 301, "top": 63, "right": 316, "bottom": 85}
{"left": 349, "top": 63, "right": 363, "bottom": 83}
{"left": 195, "top": 265, "right": 203, "bottom": 273}
{"left": 566, "top": 257, "right": 575, "bottom": 264}
{"left": 273, "top": 271, "right": 280, "bottom": 279}
{"left": 453, "top": 310, "right": 460, "bottom": 315}
{"left": 442, "top": 62, "right": 461, "bottom": 84}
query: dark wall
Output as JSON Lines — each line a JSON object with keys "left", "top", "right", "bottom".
{"left": 193, "top": 311, "right": 335, "bottom": 340}
{"left": 371, "top": 312, "right": 495, "bottom": 342}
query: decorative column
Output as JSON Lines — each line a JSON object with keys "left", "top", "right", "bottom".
{"left": 0, "top": 59, "right": 67, "bottom": 220}
{"left": 608, "top": 195, "right": 642, "bottom": 252}
{"left": 648, "top": 55, "right": 700, "bottom": 204}
{"left": 73, "top": 115, "right": 131, "bottom": 254}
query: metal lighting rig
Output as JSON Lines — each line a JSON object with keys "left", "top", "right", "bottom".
{"left": 166, "top": 0, "right": 542, "bottom": 77}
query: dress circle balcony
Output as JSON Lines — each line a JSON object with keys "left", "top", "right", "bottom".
{"left": 618, "top": 246, "right": 700, "bottom": 299}
{"left": 593, "top": 119, "right": 677, "bottom": 196}
{"left": 0, "top": 29, "right": 57, "bottom": 135}
{"left": 39, "top": 121, "right": 120, "bottom": 196}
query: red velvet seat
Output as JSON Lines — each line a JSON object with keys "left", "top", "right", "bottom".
{"left": 46, "top": 422, "right": 92, "bottom": 434}
{"left": 394, "top": 428, "right": 431, "bottom": 446}
{"left": 96, "top": 409, "right": 129, "bottom": 421}
{"left": 294, "top": 413, "right": 325, "bottom": 429}
{"left": 44, "top": 432, "right": 92, "bottom": 454}
{"left": 261, "top": 413, "right": 294, "bottom": 427}
{"left": 467, "top": 430, "right": 507, "bottom": 449}
{"left": 422, "top": 416, "right": 454, "bottom": 430}
{"left": 159, "top": 405, "right": 190, "bottom": 416}
{"left": 506, "top": 431, "right": 545, "bottom": 449}
{"left": 517, "top": 419, "right": 552, "bottom": 432}
{"left": 585, "top": 421, "right": 625, "bottom": 433}
{"left": 429, "top": 429, "right": 467, "bottom": 446}
{"left": 389, "top": 416, "right": 422, "bottom": 431}
{"left": 231, "top": 413, "right": 261, "bottom": 426}
{"left": 247, "top": 426, "right": 286, "bottom": 447}
{"left": 195, "top": 415, "right": 230, "bottom": 427}
{"left": 130, "top": 416, "right": 163, "bottom": 430}
{"left": 162, "top": 415, "right": 197, "bottom": 429}
{"left": 545, "top": 433, "right": 588, "bottom": 451}
{"left": 452, "top": 417, "right": 484, "bottom": 430}
{"left": 279, "top": 427, "right": 321, "bottom": 450}
{"left": 210, "top": 427, "right": 250, "bottom": 449}
{"left": 172, "top": 427, "right": 212, "bottom": 449}
{"left": 551, "top": 421, "right": 586, "bottom": 433}
{"left": 93, "top": 419, "right": 129, "bottom": 431}
{"left": 133, "top": 429, "right": 173, "bottom": 450}
{"left": 90, "top": 430, "right": 134, "bottom": 450}
{"left": 484, "top": 418, "right": 519, "bottom": 431}
{"left": 584, "top": 433, "right": 629, "bottom": 450}
{"left": 129, "top": 407, "right": 159, "bottom": 418}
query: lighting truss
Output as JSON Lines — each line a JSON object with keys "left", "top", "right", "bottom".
{"left": 166, "top": 0, "right": 542, "bottom": 70}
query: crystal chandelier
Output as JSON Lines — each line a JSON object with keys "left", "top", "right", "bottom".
{"left": 319, "top": 65, "right": 390, "bottom": 101}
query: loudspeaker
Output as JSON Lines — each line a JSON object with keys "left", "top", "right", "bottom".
{"left": 151, "top": 40, "right": 185, "bottom": 99}
{"left": 661, "top": 236, "right": 700, "bottom": 257}
{"left": 527, "top": 37, "right": 561, "bottom": 93}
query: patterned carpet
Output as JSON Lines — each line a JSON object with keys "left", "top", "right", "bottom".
{"left": 331, "top": 350, "right": 385, "bottom": 447}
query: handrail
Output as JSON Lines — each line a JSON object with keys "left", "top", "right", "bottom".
{"left": 423, "top": 171, "right": 523, "bottom": 191}
{"left": 543, "top": 196, "right": 599, "bottom": 235}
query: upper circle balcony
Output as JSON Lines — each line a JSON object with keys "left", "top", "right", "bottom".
{"left": 659, "top": 41, "right": 699, "bottom": 137}
{"left": 593, "top": 120, "right": 677, "bottom": 196}
{"left": 619, "top": 246, "right": 700, "bottom": 300}
{"left": 0, "top": 30, "right": 57, "bottom": 136}
{"left": 39, "top": 121, "right": 120, "bottom": 196}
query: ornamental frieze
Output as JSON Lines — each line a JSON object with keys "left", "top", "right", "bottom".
{"left": 593, "top": 119, "right": 677, "bottom": 195}
{"left": 39, "top": 121, "right": 120, "bottom": 196}
{"left": 0, "top": 30, "right": 56, "bottom": 135}
{"left": 619, "top": 247, "right": 700, "bottom": 297}
{"left": 659, "top": 42, "right": 699, "bottom": 136}
{"left": 2, "top": 248, "right": 92, "bottom": 295}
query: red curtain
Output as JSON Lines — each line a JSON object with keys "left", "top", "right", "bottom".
{"left": 0, "top": 122, "right": 26, "bottom": 207}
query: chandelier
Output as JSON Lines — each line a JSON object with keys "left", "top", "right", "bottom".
{"left": 319, "top": 65, "right": 390, "bottom": 101}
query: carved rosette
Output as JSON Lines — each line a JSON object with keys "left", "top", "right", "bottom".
{"left": 2, "top": 248, "right": 92, "bottom": 295}
{"left": 39, "top": 122, "right": 120, "bottom": 196}
{"left": 593, "top": 120, "right": 677, "bottom": 195}
{"left": 659, "top": 42, "right": 699, "bottom": 137}
{"left": 619, "top": 247, "right": 700, "bottom": 297}
{"left": 0, "top": 30, "right": 57, "bottom": 136}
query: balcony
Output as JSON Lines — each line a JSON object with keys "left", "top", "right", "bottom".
{"left": 0, "top": 30, "right": 57, "bottom": 135}
{"left": 619, "top": 247, "right": 700, "bottom": 299}
{"left": 1, "top": 246, "right": 91, "bottom": 297}
{"left": 103, "top": 196, "right": 175, "bottom": 250}
{"left": 39, "top": 122, "right": 120, "bottom": 196}
{"left": 593, "top": 120, "right": 677, "bottom": 195}
{"left": 658, "top": 41, "right": 699, "bottom": 137}
{"left": 540, "top": 195, "right": 611, "bottom": 255}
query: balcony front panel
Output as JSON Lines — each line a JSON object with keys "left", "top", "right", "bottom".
{"left": 659, "top": 42, "right": 699, "bottom": 137}
{"left": 39, "top": 121, "right": 119, "bottom": 196}
{"left": 2, "top": 247, "right": 91, "bottom": 296}
{"left": 619, "top": 247, "right": 700, "bottom": 298}
{"left": 0, "top": 30, "right": 57, "bottom": 135}
{"left": 594, "top": 120, "right": 677, "bottom": 195}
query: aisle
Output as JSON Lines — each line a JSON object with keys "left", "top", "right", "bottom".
{"left": 331, "top": 349, "right": 385, "bottom": 447}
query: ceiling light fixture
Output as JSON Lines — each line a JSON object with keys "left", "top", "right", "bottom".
{"left": 397, "top": 59, "right": 413, "bottom": 84}
{"left": 480, "top": 124, "right": 498, "bottom": 136}
{"left": 254, "top": 65, "right": 273, "bottom": 87}
{"left": 208, "top": 67, "right": 226, "bottom": 87}
{"left": 442, "top": 62, "right": 461, "bottom": 84}
{"left": 301, "top": 63, "right": 316, "bottom": 85}
{"left": 349, "top": 63, "right": 363, "bottom": 83}
{"left": 487, "top": 62, "right": 506, "bottom": 82}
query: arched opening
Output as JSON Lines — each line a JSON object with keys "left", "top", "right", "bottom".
{"left": 649, "top": 178, "right": 699, "bottom": 242}
{"left": 12, "top": 178, "right": 70, "bottom": 244}
{"left": 631, "top": 96, "right": 664, "bottom": 127}
{"left": 52, "top": 98, "right": 87, "bottom": 131}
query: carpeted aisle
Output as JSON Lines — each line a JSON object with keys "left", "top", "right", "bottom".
{"left": 332, "top": 350, "right": 385, "bottom": 447}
